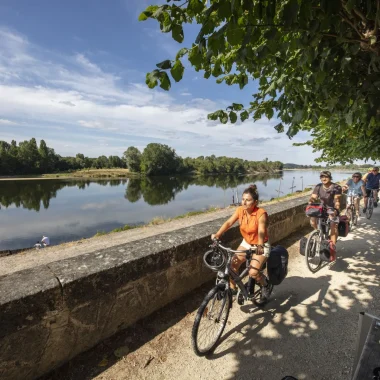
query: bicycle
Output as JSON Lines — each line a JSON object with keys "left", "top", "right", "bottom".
{"left": 304, "top": 204, "right": 334, "bottom": 273}
{"left": 191, "top": 240, "right": 273, "bottom": 356}
{"left": 345, "top": 194, "right": 359, "bottom": 227}
{"left": 365, "top": 189, "right": 376, "bottom": 219}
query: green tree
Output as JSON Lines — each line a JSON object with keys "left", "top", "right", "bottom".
{"left": 140, "top": 143, "right": 181, "bottom": 175}
{"left": 17, "top": 138, "right": 40, "bottom": 173}
{"left": 141, "top": 0, "right": 380, "bottom": 163}
{"left": 123, "top": 146, "right": 142, "bottom": 172}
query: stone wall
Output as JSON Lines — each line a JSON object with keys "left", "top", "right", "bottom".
{"left": 0, "top": 196, "right": 309, "bottom": 380}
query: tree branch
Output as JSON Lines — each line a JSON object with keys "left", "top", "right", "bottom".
{"left": 352, "top": 8, "right": 368, "bottom": 24}
{"left": 340, "top": 11, "right": 364, "bottom": 39}
{"left": 375, "top": 0, "right": 380, "bottom": 35}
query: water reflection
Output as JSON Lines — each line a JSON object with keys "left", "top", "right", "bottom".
{"left": 0, "top": 179, "right": 129, "bottom": 211}
{"left": 124, "top": 174, "right": 282, "bottom": 206}
{"left": 0, "top": 174, "right": 280, "bottom": 211}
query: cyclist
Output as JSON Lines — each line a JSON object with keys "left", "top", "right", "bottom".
{"left": 362, "top": 167, "right": 373, "bottom": 182}
{"left": 363, "top": 166, "right": 380, "bottom": 212}
{"left": 308, "top": 171, "right": 342, "bottom": 262}
{"left": 211, "top": 184, "right": 271, "bottom": 306}
{"left": 342, "top": 172, "right": 365, "bottom": 217}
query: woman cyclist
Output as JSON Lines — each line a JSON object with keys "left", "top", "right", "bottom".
{"left": 211, "top": 184, "right": 271, "bottom": 306}
{"left": 342, "top": 172, "right": 365, "bottom": 217}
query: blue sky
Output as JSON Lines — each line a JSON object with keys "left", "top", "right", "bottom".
{"left": 0, "top": 0, "right": 320, "bottom": 164}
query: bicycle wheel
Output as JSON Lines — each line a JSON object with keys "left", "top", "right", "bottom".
{"left": 192, "top": 285, "right": 232, "bottom": 356}
{"left": 353, "top": 212, "right": 358, "bottom": 226}
{"left": 366, "top": 198, "right": 373, "bottom": 219}
{"left": 305, "top": 230, "right": 322, "bottom": 273}
{"left": 346, "top": 207, "right": 353, "bottom": 224}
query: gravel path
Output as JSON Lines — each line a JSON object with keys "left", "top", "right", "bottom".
{"left": 43, "top": 209, "right": 380, "bottom": 380}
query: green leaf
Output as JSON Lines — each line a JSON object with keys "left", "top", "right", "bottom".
{"left": 345, "top": 112, "right": 353, "bottom": 125}
{"left": 229, "top": 111, "right": 238, "bottom": 123}
{"left": 266, "top": 108, "right": 274, "bottom": 119}
{"left": 138, "top": 12, "right": 149, "bottom": 21}
{"left": 139, "top": 5, "right": 158, "bottom": 21}
{"left": 208, "top": 111, "right": 220, "bottom": 121}
{"left": 283, "top": 0, "right": 299, "bottom": 27}
{"left": 188, "top": 0, "right": 204, "bottom": 15}
{"left": 220, "top": 111, "right": 228, "bottom": 124}
{"left": 292, "top": 110, "right": 303, "bottom": 123}
{"left": 145, "top": 70, "right": 159, "bottom": 89}
{"left": 170, "top": 60, "right": 184, "bottom": 82}
{"left": 226, "top": 24, "right": 245, "bottom": 46}
{"left": 172, "top": 24, "right": 184, "bottom": 43}
{"left": 188, "top": 47, "right": 202, "bottom": 67}
{"left": 264, "top": 29, "right": 277, "bottom": 40}
{"left": 274, "top": 123, "right": 284, "bottom": 133}
{"left": 345, "top": 0, "right": 356, "bottom": 12}
{"left": 315, "top": 71, "right": 326, "bottom": 84}
{"left": 232, "top": 103, "right": 243, "bottom": 111}
{"left": 240, "top": 110, "right": 249, "bottom": 122}
{"left": 239, "top": 74, "right": 248, "bottom": 89}
{"left": 176, "top": 48, "right": 188, "bottom": 60}
{"left": 159, "top": 72, "right": 171, "bottom": 91}
{"left": 156, "top": 60, "right": 172, "bottom": 70}
{"left": 218, "top": 1, "right": 231, "bottom": 20}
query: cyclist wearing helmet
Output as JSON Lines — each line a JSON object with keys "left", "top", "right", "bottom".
{"left": 308, "top": 171, "right": 342, "bottom": 262}
{"left": 211, "top": 184, "right": 271, "bottom": 306}
{"left": 363, "top": 166, "right": 380, "bottom": 212}
{"left": 342, "top": 172, "right": 365, "bottom": 217}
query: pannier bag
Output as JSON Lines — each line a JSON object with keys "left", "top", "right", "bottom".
{"left": 305, "top": 204, "right": 324, "bottom": 218}
{"left": 319, "top": 240, "right": 331, "bottom": 262}
{"left": 299, "top": 237, "right": 307, "bottom": 256}
{"left": 338, "top": 215, "right": 350, "bottom": 237}
{"left": 267, "top": 245, "right": 289, "bottom": 285}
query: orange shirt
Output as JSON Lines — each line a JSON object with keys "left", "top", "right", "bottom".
{"left": 235, "top": 206, "right": 268, "bottom": 245}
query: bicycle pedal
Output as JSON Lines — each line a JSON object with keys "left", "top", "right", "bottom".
{"left": 237, "top": 293, "right": 245, "bottom": 305}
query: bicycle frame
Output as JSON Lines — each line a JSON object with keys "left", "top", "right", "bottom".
{"left": 214, "top": 243, "right": 262, "bottom": 301}
{"left": 317, "top": 214, "right": 331, "bottom": 240}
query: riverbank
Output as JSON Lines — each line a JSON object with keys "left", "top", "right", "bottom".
{"left": 0, "top": 168, "right": 283, "bottom": 181}
{"left": 0, "top": 169, "right": 135, "bottom": 180}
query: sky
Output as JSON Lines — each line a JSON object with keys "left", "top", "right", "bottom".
{"left": 0, "top": 0, "right": 322, "bottom": 164}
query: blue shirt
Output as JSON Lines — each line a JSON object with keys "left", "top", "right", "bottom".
{"left": 366, "top": 173, "right": 380, "bottom": 189}
{"left": 346, "top": 179, "right": 364, "bottom": 196}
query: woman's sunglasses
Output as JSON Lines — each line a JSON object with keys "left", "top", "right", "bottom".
{"left": 352, "top": 175, "right": 360, "bottom": 178}
{"left": 320, "top": 175, "right": 329, "bottom": 179}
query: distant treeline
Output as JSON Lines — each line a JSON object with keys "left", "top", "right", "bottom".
{"left": 123, "top": 144, "right": 283, "bottom": 175}
{"left": 284, "top": 163, "right": 374, "bottom": 170}
{"left": 0, "top": 139, "right": 283, "bottom": 176}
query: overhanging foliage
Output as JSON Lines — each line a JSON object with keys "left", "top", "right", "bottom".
{"left": 140, "top": 0, "right": 380, "bottom": 163}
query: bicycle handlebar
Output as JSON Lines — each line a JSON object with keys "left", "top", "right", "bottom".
{"left": 211, "top": 239, "right": 257, "bottom": 254}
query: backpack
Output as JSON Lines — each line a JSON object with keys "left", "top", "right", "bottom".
{"left": 267, "top": 245, "right": 289, "bottom": 285}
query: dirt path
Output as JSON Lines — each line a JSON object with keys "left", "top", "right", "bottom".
{"left": 43, "top": 210, "right": 380, "bottom": 380}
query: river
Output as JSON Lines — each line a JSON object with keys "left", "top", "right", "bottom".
{"left": 0, "top": 170, "right": 351, "bottom": 250}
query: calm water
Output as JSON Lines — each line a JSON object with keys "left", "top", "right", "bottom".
{"left": 0, "top": 170, "right": 350, "bottom": 250}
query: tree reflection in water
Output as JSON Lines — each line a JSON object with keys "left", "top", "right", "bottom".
{"left": 0, "top": 174, "right": 281, "bottom": 211}
{"left": 124, "top": 173, "right": 282, "bottom": 205}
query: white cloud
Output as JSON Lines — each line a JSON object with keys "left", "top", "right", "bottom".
{"left": 0, "top": 26, "right": 321, "bottom": 163}
{"left": 0, "top": 118, "right": 18, "bottom": 125}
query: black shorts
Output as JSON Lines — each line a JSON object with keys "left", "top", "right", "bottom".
{"left": 366, "top": 189, "right": 379, "bottom": 197}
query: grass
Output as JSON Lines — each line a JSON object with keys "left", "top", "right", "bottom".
{"left": 92, "top": 206, "right": 223, "bottom": 238}
{"left": 42, "top": 168, "right": 139, "bottom": 179}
